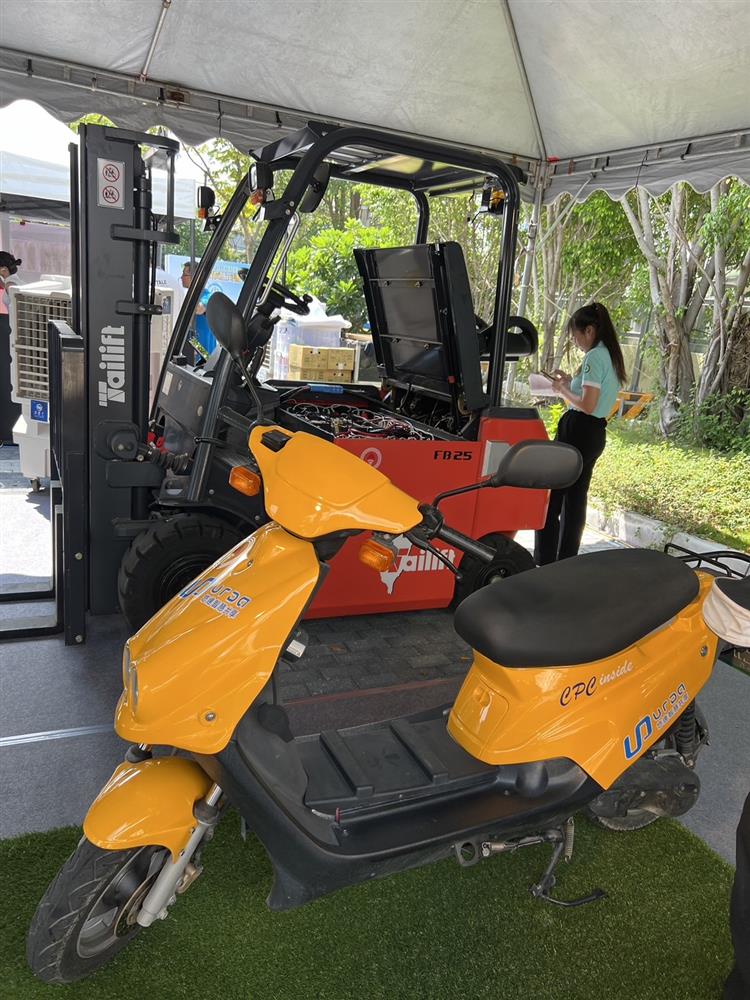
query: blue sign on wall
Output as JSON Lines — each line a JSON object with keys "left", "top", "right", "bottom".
{"left": 30, "top": 399, "right": 49, "bottom": 423}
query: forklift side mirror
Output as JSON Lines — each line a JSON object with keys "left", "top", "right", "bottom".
{"left": 489, "top": 441, "right": 582, "bottom": 490}
{"left": 505, "top": 316, "right": 538, "bottom": 359}
{"left": 298, "top": 162, "right": 331, "bottom": 213}
{"left": 206, "top": 292, "right": 248, "bottom": 359}
{"left": 197, "top": 185, "right": 216, "bottom": 212}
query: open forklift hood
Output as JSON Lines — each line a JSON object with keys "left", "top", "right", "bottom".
{"left": 0, "top": 0, "right": 748, "bottom": 203}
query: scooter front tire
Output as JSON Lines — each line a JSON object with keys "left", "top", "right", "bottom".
{"left": 27, "top": 837, "right": 168, "bottom": 984}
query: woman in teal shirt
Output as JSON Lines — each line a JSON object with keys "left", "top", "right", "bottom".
{"left": 535, "top": 302, "right": 626, "bottom": 564}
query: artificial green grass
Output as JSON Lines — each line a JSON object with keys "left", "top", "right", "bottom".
{"left": 1, "top": 816, "right": 733, "bottom": 1000}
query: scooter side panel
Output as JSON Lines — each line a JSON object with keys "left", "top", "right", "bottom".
{"left": 448, "top": 574, "right": 719, "bottom": 789}
{"left": 115, "top": 523, "right": 320, "bottom": 754}
{"left": 83, "top": 758, "right": 212, "bottom": 859}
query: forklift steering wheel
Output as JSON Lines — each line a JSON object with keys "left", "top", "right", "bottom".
{"left": 265, "top": 280, "right": 312, "bottom": 316}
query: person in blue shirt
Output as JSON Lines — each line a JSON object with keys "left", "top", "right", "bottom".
{"left": 534, "top": 301, "right": 626, "bottom": 564}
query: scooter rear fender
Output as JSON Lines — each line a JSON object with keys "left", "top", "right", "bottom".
{"left": 116, "top": 523, "right": 321, "bottom": 754}
{"left": 83, "top": 757, "right": 212, "bottom": 860}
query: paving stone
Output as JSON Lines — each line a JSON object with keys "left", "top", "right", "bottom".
{"left": 408, "top": 653, "right": 452, "bottom": 671}
{"left": 305, "top": 676, "right": 358, "bottom": 696}
{"left": 278, "top": 684, "right": 309, "bottom": 702}
{"left": 320, "top": 664, "right": 355, "bottom": 680}
{"left": 355, "top": 671, "right": 400, "bottom": 689}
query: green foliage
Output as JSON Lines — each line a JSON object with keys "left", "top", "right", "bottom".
{"left": 560, "top": 192, "right": 641, "bottom": 330}
{"left": 591, "top": 424, "right": 750, "bottom": 549}
{"left": 173, "top": 220, "right": 212, "bottom": 260}
{"left": 542, "top": 402, "right": 567, "bottom": 437}
{"left": 699, "top": 179, "right": 750, "bottom": 260}
{"left": 285, "top": 219, "right": 399, "bottom": 330}
{"left": 675, "top": 388, "right": 750, "bottom": 454}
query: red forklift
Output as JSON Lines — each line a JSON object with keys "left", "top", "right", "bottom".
{"left": 117, "top": 123, "right": 548, "bottom": 630}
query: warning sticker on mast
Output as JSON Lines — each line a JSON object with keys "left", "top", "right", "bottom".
{"left": 98, "top": 326, "right": 127, "bottom": 407}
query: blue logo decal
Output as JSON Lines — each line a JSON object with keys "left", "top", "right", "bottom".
{"left": 30, "top": 399, "right": 49, "bottom": 422}
{"left": 624, "top": 715, "right": 653, "bottom": 760}
{"left": 178, "top": 577, "right": 216, "bottom": 600}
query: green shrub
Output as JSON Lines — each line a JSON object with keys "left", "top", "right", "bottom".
{"left": 675, "top": 388, "right": 750, "bottom": 454}
{"left": 590, "top": 424, "right": 750, "bottom": 550}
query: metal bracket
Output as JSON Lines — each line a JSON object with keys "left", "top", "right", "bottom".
{"left": 115, "top": 300, "right": 163, "bottom": 316}
{"left": 110, "top": 225, "right": 179, "bottom": 244}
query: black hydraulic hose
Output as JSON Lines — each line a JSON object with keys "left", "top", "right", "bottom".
{"left": 434, "top": 524, "right": 496, "bottom": 564}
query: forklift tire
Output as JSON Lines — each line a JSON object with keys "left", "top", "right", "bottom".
{"left": 118, "top": 513, "right": 246, "bottom": 632}
{"left": 452, "top": 533, "right": 535, "bottom": 608}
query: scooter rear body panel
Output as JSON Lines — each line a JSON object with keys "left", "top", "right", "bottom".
{"left": 197, "top": 701, "right": 600, "bottom": 911}
{"left": 448, "top": 573, "right": 718, "bottom": 789}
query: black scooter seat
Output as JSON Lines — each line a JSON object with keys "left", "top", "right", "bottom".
{"left": 454, "top": 549, "right": 699, "bottom": 668}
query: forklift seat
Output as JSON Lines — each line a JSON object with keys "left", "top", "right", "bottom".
{"left": 354, "top": 242, "right": 486, "bottom": 411}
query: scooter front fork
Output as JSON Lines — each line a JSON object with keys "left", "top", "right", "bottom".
{"left": 137, "top": 784, "right": 223, "bottom": 928}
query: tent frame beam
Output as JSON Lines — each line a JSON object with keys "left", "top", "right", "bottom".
{"left": 500, "top": 0, "right": 547, "bottom": 162}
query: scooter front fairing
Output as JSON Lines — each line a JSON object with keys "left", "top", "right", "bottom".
{"left": 113, "top": 427, "right": 423, "bottom": 756}
{"left": 114, "top": 522, "right": 321, "bottom": 754}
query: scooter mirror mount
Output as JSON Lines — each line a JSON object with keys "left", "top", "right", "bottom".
{"left": 489, "top": 440, "right": 582, "bottom": 490}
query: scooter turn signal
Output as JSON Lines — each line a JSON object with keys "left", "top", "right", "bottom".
{"left": 229, "top": 466, "right": 262, "bottom": 496}
{"left": 359, "top": 538, "right": 396, "bottom": 572}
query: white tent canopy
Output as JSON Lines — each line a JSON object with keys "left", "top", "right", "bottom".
{"left": 0, "top": 0, "right": 748, "bottom": 202}
{"left": 0, "top": 101, "right": 198, "bottom": 220}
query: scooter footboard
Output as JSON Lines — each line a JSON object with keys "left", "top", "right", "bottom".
{"left": 83, "top": 757, "right": 213, "bottom": 860}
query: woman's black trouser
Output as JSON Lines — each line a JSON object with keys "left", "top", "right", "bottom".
{"left": 534, "top": 409, "right": 606, "bottom": 565}
{"left": 725, "top": 791, "right": 750, "bottom": 1000}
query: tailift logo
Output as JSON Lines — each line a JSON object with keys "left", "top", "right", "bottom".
{"left": 379, "top": 535, "right": 456, "bottom": 595}
{"left": 98, "top": 326, "right": 126, "bottom": 407}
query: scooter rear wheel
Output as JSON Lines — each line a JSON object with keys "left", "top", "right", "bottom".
{"left": 27, "top": 838, "right": 168, "bottom": 984}
{"left": 586, "top": 808, "right": 659, "bottom": 832}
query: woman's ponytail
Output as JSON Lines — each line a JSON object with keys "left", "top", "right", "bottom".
{"left": 568, "top": 302, "right": 627, "bottom": 384}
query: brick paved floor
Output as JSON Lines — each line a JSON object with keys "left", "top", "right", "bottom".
{"left": 277, "top": 608, "right": 473, "bottom": 701}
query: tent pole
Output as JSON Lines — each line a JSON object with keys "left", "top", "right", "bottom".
{"left": 506, "top": 173, "right": 543, "bottom": 396}
{"left": 139, "top": 0, "right": 173, "bottom": 82}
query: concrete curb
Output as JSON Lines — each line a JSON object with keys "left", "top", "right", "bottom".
{"left": 587, "top": 503, "right": 741, "bottom": 557}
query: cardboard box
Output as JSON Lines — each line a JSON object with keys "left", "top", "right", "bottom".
{"left": 288, "top": 366, "right": 353, "bottom": 383}
{"left": 325, "top": 348, "right": 356, "bottom": 371}
{"left": 288, "top": 345, "right": 329, "bottom": 370}
{"left": 288, "top": 344, "right": 356, "bottom": 371}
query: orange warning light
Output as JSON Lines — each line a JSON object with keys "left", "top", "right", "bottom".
{"left": 229, "top": 466, "right": 262, "bottom": 496}
{"left": 358, "top": 539, "right": 395, "bottom": 572}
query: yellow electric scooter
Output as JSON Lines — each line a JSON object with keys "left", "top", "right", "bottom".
{"left": 27, "top": 295, "right": 750, "bottom": 984}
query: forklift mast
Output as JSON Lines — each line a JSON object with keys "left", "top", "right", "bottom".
{"left": 36, "top": 125, "right": 179, "bottom": 643}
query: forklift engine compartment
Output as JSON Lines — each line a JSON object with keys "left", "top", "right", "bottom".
{"left": 118, "top": 123, "right": 548, "bottom": 628}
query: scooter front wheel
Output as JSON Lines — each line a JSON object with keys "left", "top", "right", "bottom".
{"left": 27, "top": 837, "right": 169, "bottom": 984}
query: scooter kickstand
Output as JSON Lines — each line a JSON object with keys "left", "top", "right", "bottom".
{"left": 529, "top": 819, "right": 607, "bottom": 908}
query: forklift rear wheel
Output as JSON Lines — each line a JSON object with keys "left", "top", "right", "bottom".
{"left": 118, "top": 513, "right": 245, "bottom": 632}
{"left": 452, "top": 533, "right": 535, "bottom": 607}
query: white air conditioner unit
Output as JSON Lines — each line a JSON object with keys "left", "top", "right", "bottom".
{"left": 9, "top": 277, "right": 72, "bottom": 486}
{"left": 8, "top": 276, "right": 176, "bottom": 488}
